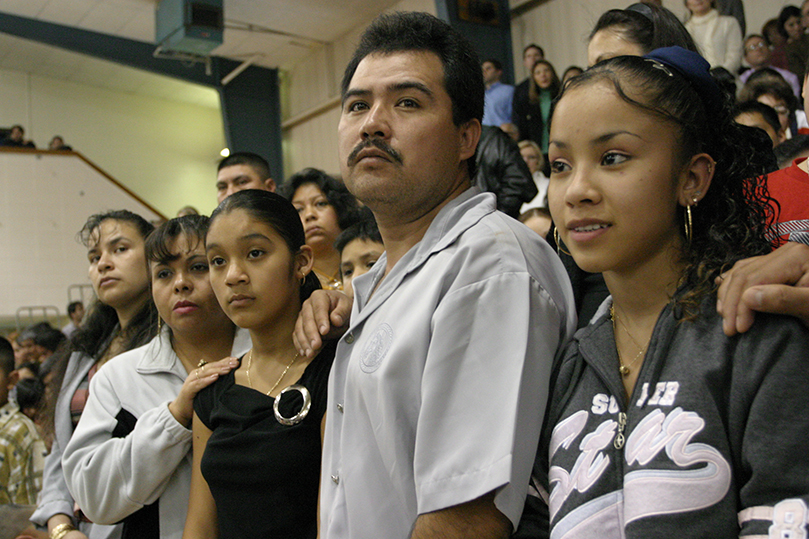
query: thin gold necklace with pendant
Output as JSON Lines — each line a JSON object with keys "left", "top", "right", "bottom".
{"left": 244, "top": 349, "right": 299, "bottom": 396}
{"left": 610, "top": 305, "right": 648, "bottom": 377}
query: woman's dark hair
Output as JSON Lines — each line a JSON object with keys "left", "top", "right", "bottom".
{"left": 778, "top": 5, "right": 802, "bottom": 39}
{"left": 209, "top": 189, "right": 321, "bottom": 303}
{"left": 555, "top": 54, "right": 775, "bottom": 318}
{"left": 762, "top": 19, "right": 782, "bottom": 46}
{"left": 279, "top": 168, "right": 362, "bottom": 231}
{"left": 43, "top": 210, "right": 156, "bottom": 438}
{"left": 145, "top": 214, "right": 209, "bottom": 266}
{"left": 528, "top": 60, "right": 561, "bottom": 104}
{"left": 590, "top": 2, "right": 698, "bottom": 56}
{"left": 709, "top": 67, "right": 737, "bottom": 103}
{"left": 72, "top": 210, "right": 156, "bottom": 358}
{"left": 16, "top": 377, "right": 45, "bottom": 416}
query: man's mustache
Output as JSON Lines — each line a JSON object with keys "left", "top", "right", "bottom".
{"left": 347, "top": 138, "right": 403, "bottom": 166}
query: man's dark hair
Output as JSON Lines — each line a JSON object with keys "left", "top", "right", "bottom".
{"left": 341, "top": 11, "right": 484, "bottom": 128}
{"left": 523, "top": 44, "right": 544, "bottom": 57}
{"left": 483, "top": 58, "right": 503, "bottom": 71}
{"left": 15, "top": 377, "right": 45, "bottom": 414}
{"left": 334, "top": 211, "right": 383, "bottom": 253}
{"left": 774, "top": 134, "right": 809, "bottom": 168}
{"left": 217, "top": 152, "right": 272, "bottom": 180}
{"left": 19, "top": 322, "right": 50, "bottom": 344}
{"left": 740, "top": 69, "right": 799, "bottom": 114}
{"left": 67, "top": 301, "right": 83, "bottom": 316}
{"left": 734, "top": 101, "right": 783, "bottom": 136}
{"left": 34, "top": 326, "right": 66, "bottom": 353}
{"left": 0, "top": 337, "right": 14, "bottom": 375}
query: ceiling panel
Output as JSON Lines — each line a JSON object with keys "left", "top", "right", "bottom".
{"left": 36, "top": 0, "right": 97, "bottom": 27}
{"left": 0, "top": 0, "right": 51, "bottom": 18}
{"left": 0, "top": 0, "right": 401, "bottom": 109}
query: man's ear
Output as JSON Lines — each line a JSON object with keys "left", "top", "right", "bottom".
{"left": 459, "top": 119, "right": 482, "bottom": 163}
{"left": 265, "top": 177, "right": 277, "bottom": 193}
{"left": 678, "top": 153, "right": 714, "bottom": 207}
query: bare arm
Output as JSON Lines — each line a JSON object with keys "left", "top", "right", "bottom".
{"left": 410, "top": 492, "right": 511, "bottom": 539}
{"left": 716, "top": 242, "right": 809, "bottom": 335}
{"left": 293, "top": 290, "right": 353, "bottom": 359}
{"left": 181, "top": 413, "right": 218, "bottom": 539}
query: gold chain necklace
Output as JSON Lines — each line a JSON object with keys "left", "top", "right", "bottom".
{"left": 245, "top": 349, "right": 299, "bottom": 396}
{"left": 610, "top": 305, "right": 647, "bottom": 377}
{"left": 314, "top": 268, "right": 343, "bottom": 290}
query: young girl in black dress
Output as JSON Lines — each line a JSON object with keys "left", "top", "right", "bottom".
{"left": 183, "top": 190, "right": 334, "bottom": 538}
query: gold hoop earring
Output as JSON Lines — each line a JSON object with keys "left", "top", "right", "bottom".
{"left": 684, "top": 204, "right": 693, "bottom": 244}
{"left": 157, "top": 317, "right": 163, "bottom": 333}
{"left": 300, "top": 275, "right": 307, "bottom": 286}
{"left": 553, "top": 226, "right": 571, "bottom": 257}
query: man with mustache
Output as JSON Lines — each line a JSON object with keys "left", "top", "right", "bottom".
{"left": 312, "top": 12, "right": 576, "bottom": 539}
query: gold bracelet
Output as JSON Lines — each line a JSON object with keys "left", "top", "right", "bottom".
{"left": 50, "top": 523, "right": 76, "bottom": 539}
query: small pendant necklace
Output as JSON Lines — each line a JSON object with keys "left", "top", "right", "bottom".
{"left": 610, "top": 305, "right": 648, "bottom": 377}
{"left": 314, "top": 268, "right": 342, "bottom": 290}
{"left": 244, "top": 349, "right": 299, "bottom": 396}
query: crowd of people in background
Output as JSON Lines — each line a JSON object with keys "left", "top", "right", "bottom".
{"left": 474, "top": 1, "right": 809, "bottom": 230}
{"left": 1, "top": 2, "right": 809, "bottom": 539}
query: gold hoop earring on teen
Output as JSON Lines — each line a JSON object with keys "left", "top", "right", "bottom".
{"left": 553, "top": 226, "right": 571, "bottom": 256}
{"left": 684, "top": 205, "right": 693, "bottom": 244}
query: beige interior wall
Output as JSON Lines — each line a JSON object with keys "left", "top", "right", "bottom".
{"left": 0, "top": 68, "right": 225, "bottom": 217}
{"left": 0, "top": 151, "right": 164, "bottom": 319}
{"left": 281, "top": 0, "right": 437, "bottom": 180}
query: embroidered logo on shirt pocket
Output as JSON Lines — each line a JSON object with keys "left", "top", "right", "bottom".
{"left": 360, "top": 323, "right": 393, "bottom": 373}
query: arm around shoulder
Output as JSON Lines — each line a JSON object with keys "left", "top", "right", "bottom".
{"left": 717, "top": 242, "right": 809, "bottom": 335}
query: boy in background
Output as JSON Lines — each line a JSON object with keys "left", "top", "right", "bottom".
{"left": 0, "top": 337, "right": 46, "bottom": 504}
{"left": 733, "top": 100, "right": 786, "bottom": 148}
{"left": 335, "top": 217, "right": 384, "bottom": 299}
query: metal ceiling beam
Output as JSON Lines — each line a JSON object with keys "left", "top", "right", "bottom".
{"left": 0, "top": 10, "right": 284, "bottom": 181}
{"left": 0, "top": 10, "right": 229, "bottom": 85}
